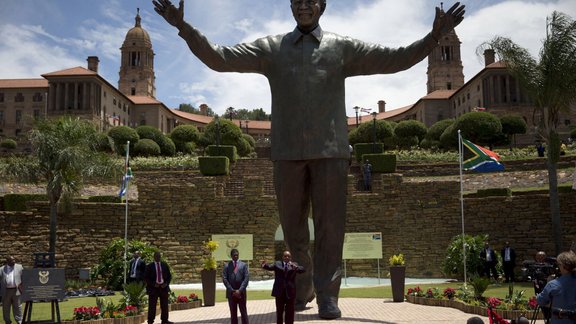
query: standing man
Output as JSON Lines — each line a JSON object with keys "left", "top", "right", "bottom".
{"left": 222, "top": 249, "right": 250, "bottom": 324}
{"left": 362, "top": 159, "right": 373, "bottom": 191}
{"left": 152, "top": 0, "right": 465, "bottom": 318}
{"left": 0, "top": 256, "right": 23, "bottom": 324}
{"left": 128, "top": 251, "right": 146, "bottom": 284}
{"left": 480, "top": 241, "right": 498, "bottom": 281}
{"left": 261, "top": 251, "right": 305, "bottom": 324}
{"left": 501, "top": 242, "right": 516, "bottom": 283}
{"left": 144, "top": 251, "right": 172, "bottom": 324}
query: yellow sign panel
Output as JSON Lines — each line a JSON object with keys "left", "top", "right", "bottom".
{"left": 342, "top": 232, "right": 382, "bottom": 260}
{"left": 212, "top": 234, "right": 254, "bottom": 261}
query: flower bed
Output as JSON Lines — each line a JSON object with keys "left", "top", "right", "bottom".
{"left": 405, "top": 286, "right": 543, "bottom": 320}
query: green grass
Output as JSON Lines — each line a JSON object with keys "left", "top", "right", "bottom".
{"left": 1, "top": 281, "right": 536, "bottom": 321}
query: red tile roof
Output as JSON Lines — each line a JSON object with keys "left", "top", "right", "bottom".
{"left": 0, "top": 78, "right": 48, "bottom": 88}
{"left": 128, "top": 96, "right": 162, "bottom": 104}
{"left": 422, "top": 90, "right": 457, "bottom": 100}
{"left": 42, "top": 67, "right": 97, "bottom": 77}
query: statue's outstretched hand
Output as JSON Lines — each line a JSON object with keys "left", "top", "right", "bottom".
{"left": 431, "top": 2, "right": 465, "bottom": 40}
{"left": 152, "top": 0, "right": 185, "bottom": 29}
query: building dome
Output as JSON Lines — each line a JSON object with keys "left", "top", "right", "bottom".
{"left": 122, "top": 9, "right": 151, "bottom": 48}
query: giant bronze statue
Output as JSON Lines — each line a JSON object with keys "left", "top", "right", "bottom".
{"left": 152, "top": 0, "right": 464, "bottom": 319}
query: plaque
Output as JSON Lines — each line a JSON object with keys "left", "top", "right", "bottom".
{"left": 21, "top": 268, "right": 65, "bottom": 301}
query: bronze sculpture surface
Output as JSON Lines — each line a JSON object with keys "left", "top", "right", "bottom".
{"left": 152, "top": 0, "right": 464, "bottom": 319}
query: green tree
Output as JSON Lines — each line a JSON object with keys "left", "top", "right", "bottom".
{"left": 442, "top": 233, "right": 488, "bottom": 280}
{"left": 2, "top": 116, "right": 116, "bottom": 254}
{"left": 482, "top": 11, "right": 576, "bottom": 254}
{"left": 439, "top": 112, "right": 502, "bottom": 149}
{"left": 500, "top": 114, "right": 527, "bottom": 149}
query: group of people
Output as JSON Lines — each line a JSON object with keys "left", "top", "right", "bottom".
{"left": 222, "top": 249, "right": 305, "bottom": 324}
{"left": 480, "top": 241, "right": 517, "bottom": 283}
{"left": 129, "top": 248, "right": 305, "bottom": 324}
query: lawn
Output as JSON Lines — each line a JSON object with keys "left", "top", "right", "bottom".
{"left": 0, "top": 281, "right": 537, "bottom": 321}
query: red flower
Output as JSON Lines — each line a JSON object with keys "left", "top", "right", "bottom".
{"left": 487, "top": 297, "right": 501, "bottom": 308}
{"left": 443, "top": 287, "right": 456, "bottom": 299}
{"left": 189, "top": 293, "right": 198, "bottom": 301}
{"left": 176, "top": 295, "right": 189, "bottom": 303}
{"left": 528, "top": 296, "right": 538, "bottom": 310}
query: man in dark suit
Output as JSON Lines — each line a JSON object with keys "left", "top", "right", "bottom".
{"left": 145, "top": 251, "right": 172, "bottom": 324}
{"left": 261, "top": 251, "right": 305, "bottom": 324}
{"left": 501, "top": 241, "right": 516, "bottom": 283}
{"left": 480, "top": 241, "right": 498, "bottom": 281}
{"left": 222, "top": 249, "right": 250, "bottom": 324}
{"left": 128, "top": 251, "right": 146, "bottom": 284}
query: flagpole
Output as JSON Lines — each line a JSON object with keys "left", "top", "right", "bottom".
{"left": 123, "top": 140, "right": 130, "bottom": 286}
{"left": 458, "top": 130, "right": 467, "bottom": 286}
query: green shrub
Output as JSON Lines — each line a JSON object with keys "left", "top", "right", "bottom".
{"left": 442, "top": 233, "right": 488, "bottom": 279}
{"left": 394, "top": 120, "right": 428, "bottom": 142}
{"left": 108, "top": 126, "right": 139, "bottom": 155}
{"left": 136, "top": 126, "right": 175, "bottom": 156}
{"left": 199, "top": 156, "right": 230, "bottom": 176}
{"left": 426, "top": 119, "right": 454, "bottom": 141}
{"left": 469, "top": 276, "right": 491, "bottom": 299}
{"left": 476, "top": 188, "right": 512, "bottom": 197}
{"left": 87, "top": 195, "right": 121, "bottom": 203}
{"left": 133, "top": 139, "right": 161, "bottom": 157}
{"left": 354, "top": 143, "right": 384, "bottom": 162}
{"left": 95, "top": 133, "right": 113, "bottom": 152}
{"left": 0, "top": 138, "right": 17, "bottom": 150}
{"left": 349, "top": 120, "right": 394, "bottom": 146}
{"left": 206, "top": 145, "right": 237, "bottom": 163}
{"left": 158, "top": 136, "right": 176, "bottom": 156}
{"left": 119, "top": 282, "right": 147, "bottom": 310}
{"left": 362, "top": 153, "right": 396, "bottom": 173}
{"left": 91, "top": 239, "right": 159, "bottom": 290}
{"left": 170, "top": 125, "right": 200, "bottom": 143}
{"left": 3, "top": 194, "right": 48, "bottom": 211}
{"left": 396, "top": 135, "right": 419, "bottom": 150}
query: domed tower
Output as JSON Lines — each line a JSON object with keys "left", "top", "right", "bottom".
{"left": 426, "top": 13, "right": 464, "bottom": 93}
{"left": 119, "top": 8, "right": 156, "bottom": 97}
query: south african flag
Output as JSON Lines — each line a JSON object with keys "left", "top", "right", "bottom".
{"left": 462, "top": 139, "right": 504, "bottom": 173}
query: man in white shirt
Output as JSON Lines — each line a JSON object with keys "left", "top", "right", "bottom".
{"left": 0, "top": 256, "right": 23, "bottom": 324}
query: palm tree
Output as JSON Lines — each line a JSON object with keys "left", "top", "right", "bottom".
{"left": 480, "top": 11, "right": 576, "bottom": 254}
{"left": 3, "top": 116, "right": 117, "bottom": 254}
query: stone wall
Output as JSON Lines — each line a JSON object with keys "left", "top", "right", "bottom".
{"left": 1, "top": 170, "right": 575, "bottom": 283}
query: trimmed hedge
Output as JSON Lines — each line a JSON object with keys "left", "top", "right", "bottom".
{"left": 0, "top": 138, "right": 17, "bottom": 149}
{"left": 3, "top": 194, "right": 48, "bottom": 211}
{"left": 199, "top": 156, "right": 230, "bottom": 176}
{"left": 476, "top": 188, "right": 512, "bottom": 197}
{"left": 362, "top": 153, "right": 397, "bottom": 173}
{"left": 86, "top": 195, "right": 122, "bottom": 203}
{"left": 206, "top": 145, "right": 237, "bottom": 163}
{"left": 354, "top": 143, "right": 384, "bottom": 162}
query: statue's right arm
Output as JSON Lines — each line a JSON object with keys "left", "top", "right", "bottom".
{"left": 153, "top": 0, "right": 266, "bottom": 73}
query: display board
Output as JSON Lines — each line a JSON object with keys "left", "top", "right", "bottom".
{"left": 342, "top": 232, "right": 382, "bottom": 260}
{"left": 212, "top": 234, "right": 254, "bottom": 261}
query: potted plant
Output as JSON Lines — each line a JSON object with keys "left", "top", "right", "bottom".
{"left": 389, "top": 253, "right": 406, "bottom": 302}
{"left": 200, "top": 239, "right": 219, "bottom": 306}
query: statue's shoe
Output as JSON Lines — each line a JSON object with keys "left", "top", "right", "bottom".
{"left": 295, "top": 292, "right": 315, "bottom": 311}
{"left": 318, "top": 295, "right": 341, "bottom": 319}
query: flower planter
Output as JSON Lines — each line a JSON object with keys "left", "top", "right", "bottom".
{"left": 201, "top": 269, "right": 217, "bottom": 306}
{"left": 405, "top": 296, "right": 542, "bottom": 320}
{"left": 389, "top": 266, "right": 406, "bottom": 302}
{"left": 169, "top": 300, "right": 202, "bottom": 311}
{"left": 62, "top": 314, "right": 146, "bottom": 324}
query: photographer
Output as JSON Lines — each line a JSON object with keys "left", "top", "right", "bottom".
{"left": 536, "top": 251, "right": 576, "bottom": 324}
{"left": 528, "top": 251, "right": 558, "bottom": 294}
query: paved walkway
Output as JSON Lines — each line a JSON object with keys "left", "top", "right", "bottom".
{"left": 152, "top": 298, "right": 546, "bottom": 324}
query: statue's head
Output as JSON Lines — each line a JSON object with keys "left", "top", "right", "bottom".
{"left": 290, "top": 0, "right": 326, "bottom": 32}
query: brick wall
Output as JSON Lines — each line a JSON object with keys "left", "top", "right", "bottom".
{"left": 1, "top": 170, "right": 574, "bottom": 283}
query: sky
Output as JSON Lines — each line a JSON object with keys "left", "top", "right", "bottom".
{"left": 0, "top": 0, "right": 574, "bottom": 117}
